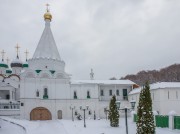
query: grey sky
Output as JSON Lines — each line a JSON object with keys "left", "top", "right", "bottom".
{"left": 0, "top": 0, "right": 180, "bottom": 80}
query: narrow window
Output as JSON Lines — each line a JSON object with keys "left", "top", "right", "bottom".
{"left": 43, "top": 88, "right": 48, "bottom": 99}
{"left": 36, "top": 90, "right": 39, "bottom": 97}
{"left": 87, "top": 91, "right": 90, "bottom": 98}
{"left": 116, "top": 90, "right": 119, "bottom": 96}
{"left": 100, "top": 90, "right": 104, "bottom": 96}
{"left": 74, "top": 91, "right": 77, "bottom": 99}
{"left": 109, "top": 90, "right": 112, "bottom": 96}
{"left": 44, "top": 88, "right": 48, "bottom": 96}
{"left": 123, "top": 89, "right": 128, "bottom": 100}
{"left": 168, "top": 91, "right": 169, "bottom": 99}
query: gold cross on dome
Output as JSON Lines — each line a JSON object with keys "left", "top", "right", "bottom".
{"left": 6, "top": 57, "right": 9, "bottom": 64}
{"left": 15, "top": 44, "right": 20, "bottom": 53}
{"left": 46, "top": 3, "right": 50, "bottom": 12}
{"left": 1, "top": 50, "right": 5, "bottom": 61}
{"left": 25, "top": 49, "right": 29, "bottom": 61}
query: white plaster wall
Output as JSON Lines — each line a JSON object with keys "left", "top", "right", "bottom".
{"left": 159, "top": 88, "right": 180, "bottom": 115}
{"left": 70, "top": 84, "right": 99, "bottom": 99}
{"left": 129, "top": 88, "right": 180, "bottom": 115}
{"left": 0, "top": 109, "right": 20, "bottom": 116}
{"left": 99, "top": 85, "right": 132, "bottom": 101}
{"left": 21, "top": 77, "right": 71, "bottom": 99}
{"left": 20, "top": 98, "right": 99, "bottom": 120}
{"left": 28, "top": 58, "right": 65, "bottom": 72}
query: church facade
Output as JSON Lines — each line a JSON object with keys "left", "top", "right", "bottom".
{"left": 0, "top": 8, "right": 136, "bottom": 120}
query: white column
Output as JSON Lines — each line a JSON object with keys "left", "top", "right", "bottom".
{"left": 168, "top": 111, "right": 177, "bottom": 130}
{"left": 169, "top": 115, "right": 174, "bottom": 129}
{"left": 9, "top": 90, "right": 12, "bottom": 100}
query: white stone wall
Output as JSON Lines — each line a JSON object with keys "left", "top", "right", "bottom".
{"left": 99, "top": 85, "right": 132, "bottom": 101}
{"left": 20, "top": 98, "right": 99, "bottom": 120}
{"left": 0, "top": 109, "right": 20, "bottom": 116}
{"left": 129, "top": 88, "right": 180, "bottom": 115}
{"left": 20, "top": 77, "right": 134, "bottom": 120}
{"left": 28, "top": 58, "right": 65, "bottom": 72}
{"left": 70, "top": 84, "right": 99, "bottom": 99}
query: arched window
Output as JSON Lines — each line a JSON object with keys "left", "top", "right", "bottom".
{"left": 87, "top": 91, "right": 90, "bottom": 99}
{"left": 74, "top": 91, "right": 77, "bottom": 99}
{"left": 43, "top": 88, "right": 48, "bottom": 99}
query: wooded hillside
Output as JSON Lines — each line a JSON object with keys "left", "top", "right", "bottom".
{"left": 120, "top": 64, "right": 180, "bottom": 85}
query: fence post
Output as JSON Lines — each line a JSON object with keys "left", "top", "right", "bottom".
{"left": 153, "top": 111, "right": 158, "bottom": 126}
{"left": 168, "top": 111, "right": 177, "bottom": 130}
{"left": 169, "top": 115, "right": 174, "bottom": 129}
{"left": 131, "top": 111, "right": 136, "bottom": 123}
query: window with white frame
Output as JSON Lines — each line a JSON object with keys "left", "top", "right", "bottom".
{"left": 43, "top": 88, "right": 48, "bottom": 99}
{"left": 44, "top": 88, "right": 48, "bottom": 96}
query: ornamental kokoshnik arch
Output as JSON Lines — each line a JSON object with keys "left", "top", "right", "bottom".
{"left": 30, "top": 107, "right": 52, "bottom": 120}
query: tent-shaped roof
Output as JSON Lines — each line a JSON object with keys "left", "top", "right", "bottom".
{"left": 32, "top": 17, "right": 61, "bottom": 60}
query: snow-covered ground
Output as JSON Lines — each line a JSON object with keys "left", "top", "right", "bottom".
{"left": 1, "top": 116, "right": 180, "bottom": 134}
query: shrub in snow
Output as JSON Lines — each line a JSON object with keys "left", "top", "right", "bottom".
{"left": 108, "top": 95, "right": 119, "bottom": 127}
{"left": 136, "top": 81, "right": 155, "bottom": 134}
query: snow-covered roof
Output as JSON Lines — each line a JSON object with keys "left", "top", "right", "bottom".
{"left": 32, "top": 20, "right": 61, "bottom": 60}
{"left": 129, "top": 82, "right": 180, "bottom": 95}
{"left": 71, "top": 80, "right": 135, "bottom": 85}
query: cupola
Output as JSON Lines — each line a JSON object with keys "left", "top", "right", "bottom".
{"left": 44, "top": 4, "right": 52, "bottom": 21}
{"left": 0, "top": 50, "right": 8, "bottom": 68}
{"left": 11, "top": 44, "right": 22, "bottom": 68}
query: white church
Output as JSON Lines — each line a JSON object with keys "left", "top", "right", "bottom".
{"left": 0, "top": 7, "right": 136, "bottom": 120}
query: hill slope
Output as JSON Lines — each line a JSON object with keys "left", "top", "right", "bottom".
{"left": 121, "top": 64, "right": 180, "bottom": 85}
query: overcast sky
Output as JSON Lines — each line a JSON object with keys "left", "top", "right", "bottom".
{"left": 0, "top": 0, "right": 180, "bottom": 80}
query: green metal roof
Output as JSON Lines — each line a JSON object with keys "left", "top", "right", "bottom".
{"left": 0, "top": 63, "right": 8, "bottom": 68}
{"left": 23, "top": 64, "right": 29, "bottom": 68}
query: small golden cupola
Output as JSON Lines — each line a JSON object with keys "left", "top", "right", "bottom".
{"left": 44, "top": 4, "right": 52, "bottom": 21}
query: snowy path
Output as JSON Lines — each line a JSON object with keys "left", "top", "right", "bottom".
{"left": 1, "top": 117, "right": 180, "bottom": 134}
{"left": 29, "top": 120, "right": 68, "bottom": 134}
{"left": 0, "top": 119, "right": 25, "bottom": 134}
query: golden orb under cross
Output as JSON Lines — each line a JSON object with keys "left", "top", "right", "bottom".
{"left": 44, "top": 4, "right": 52, "bottom": 21}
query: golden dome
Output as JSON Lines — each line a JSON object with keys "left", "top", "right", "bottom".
{"left": 44, "top": 11, "right": 52, "bottom": 21}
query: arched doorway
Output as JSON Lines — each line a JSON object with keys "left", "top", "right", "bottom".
{"left": 57, "top": 110, "right": 62, "bottom": 119}
{"left": 30, "top": 107, "right": 52, "bottom": 120}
